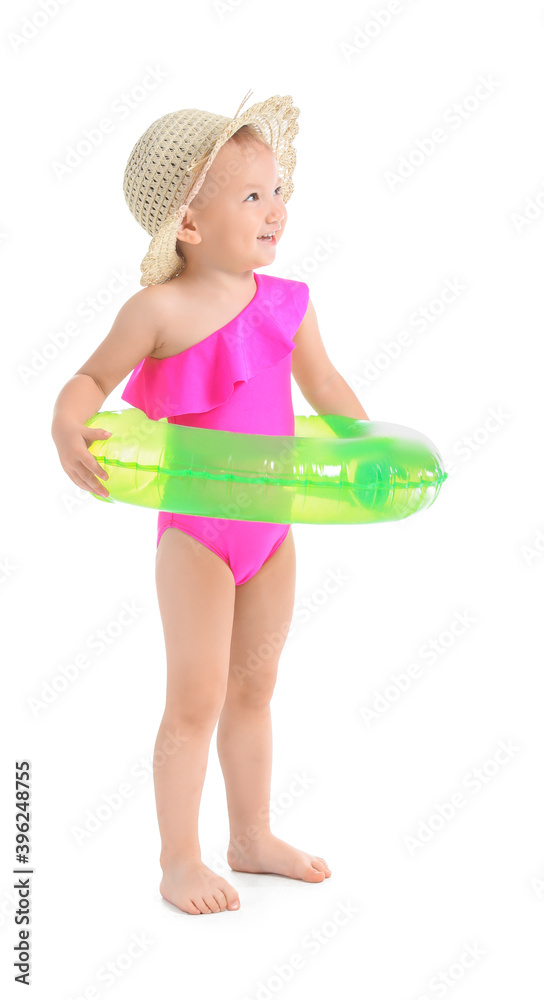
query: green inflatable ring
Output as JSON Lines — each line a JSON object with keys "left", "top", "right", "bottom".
{"left": 84, "top": 407, "right": 447, "bottom": 525}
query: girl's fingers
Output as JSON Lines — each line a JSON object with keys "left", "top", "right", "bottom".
{"left": 93, "top": 462, "right": 108, "bottom": 480}
{"left": 74, "top": 463, "right": 110, "bottom": 497}
{"left": 72, "top": 472, "right": 106, "bottom": 497}
{"left": 88, "top": 478, "right": 109, "bottom": 497}
{"left": 81, "top": 432, "right": 110, "bottom": 481}
{"left": 80, "top": 453, "right": 109, "bottom": 481}
{"left": 69, "top": 473, "right": 88, "bottom": 493}
{"left": 84, "top": 428, "right": 112, "bottom": 440}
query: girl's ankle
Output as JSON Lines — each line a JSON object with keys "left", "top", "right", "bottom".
{"left": 160, "top": 850, "right": 201, "bottom": 868}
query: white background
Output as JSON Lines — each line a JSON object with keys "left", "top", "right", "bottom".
{"left": 2, "top": 0, "right": 544, "bottom": 996}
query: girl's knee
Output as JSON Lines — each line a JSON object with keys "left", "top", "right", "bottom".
{"left": 162, "top": 679, "right": 227, "bottom": 730}
{"left": 225, "top": 664, "right": 278, "bottom": 709}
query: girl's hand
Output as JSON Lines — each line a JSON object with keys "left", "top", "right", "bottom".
{"left": 52, "top": 420, "right": 112, "bottom": 498}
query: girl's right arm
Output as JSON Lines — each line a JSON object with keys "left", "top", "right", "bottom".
{"left": 51, "top": 288, "right": 162, "bottom": 499}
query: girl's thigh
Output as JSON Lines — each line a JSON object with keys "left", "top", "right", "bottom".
{"left": 226, "top": 526, "right": 296, "bottom": 696}
{"left": 155, "top": 526, "right": 236, "bottom": 710}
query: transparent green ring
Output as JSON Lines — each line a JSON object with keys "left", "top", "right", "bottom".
{"left": 84, "top": 407, "right": 448, "bottom": 525}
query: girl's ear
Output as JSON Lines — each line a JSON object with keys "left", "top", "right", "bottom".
{"left": 177, "top": 208, "right": 202, "bottom": 244}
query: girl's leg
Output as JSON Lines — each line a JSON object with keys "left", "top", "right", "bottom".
{"left": 154, "top": 526, "right": 240, "bottom": 915}
{"left": 216, "top": 528, "right": 331, "bottom": 882}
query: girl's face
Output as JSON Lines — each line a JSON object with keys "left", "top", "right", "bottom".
{"left": 178, "top": 139, "right": 287, "bottom": 273}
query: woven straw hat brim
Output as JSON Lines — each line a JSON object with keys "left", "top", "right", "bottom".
{"left": 130, "top": 93, "right": 300, "bottom": 286}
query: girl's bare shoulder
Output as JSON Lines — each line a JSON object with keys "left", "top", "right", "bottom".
{"left": 73, "top": 283, "right": 169, "bottom": 398}
{"left": 147, "top": 275, "right": 259, "bottom": 360}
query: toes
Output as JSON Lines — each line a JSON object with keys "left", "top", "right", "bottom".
{"left": 311, "top": 858, "right": 329, "bottom": 875}
{"left": 305, "top": 865, "right": 326, "bottom": 881}
{"left": 188, "top": 886, "right": 240, "bottom": 914}
{"left": 214, "top": 891, "right": 228, "bottom": 911}
{"left": 210, "top": 894, "right": 225, "bottom": 912}
{"left": 195, "top": 896, "right": 218, "bottom": 914}
{"left": 221, "top": 884, "right": 241, "bottom": 910}
{"left": 187, "top": 898, "right": 204, "bottom": 915}
{"left": 315, "top": 857, "right": 331, "bottom": 874}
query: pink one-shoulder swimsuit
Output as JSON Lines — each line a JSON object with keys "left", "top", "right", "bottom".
{"left": 121, "top": 271, "right": 310, "bottom": 585}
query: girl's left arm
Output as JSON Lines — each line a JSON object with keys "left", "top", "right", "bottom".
{"left": 291, "top": 297, "right": 370, "bottom": 421}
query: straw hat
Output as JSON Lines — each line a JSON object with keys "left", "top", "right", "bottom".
{"left": 122, "top": 90, "right": 300, "bottom": 286}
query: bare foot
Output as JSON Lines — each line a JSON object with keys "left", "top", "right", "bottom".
{"left": 160, "top": 859, "right": 241, "bottom": 915}
{"left": 227, "top": 833, "right": 332, "bottom": 882}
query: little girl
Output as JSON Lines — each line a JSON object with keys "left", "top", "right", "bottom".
{"left": 51, "top": 90, "right": 369, "bottom": 916}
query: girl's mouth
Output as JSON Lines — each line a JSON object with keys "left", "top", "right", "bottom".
{"left": 257, "top": 233, "right": 277, "bottom": 244}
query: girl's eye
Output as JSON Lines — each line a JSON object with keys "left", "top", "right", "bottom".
{"left": 245, "top": 186, "right": 282, "bottom": 202}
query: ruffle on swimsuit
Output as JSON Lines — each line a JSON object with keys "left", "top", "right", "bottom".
{"left": 120, "top": 271, "right": 310, "bottom": 422}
